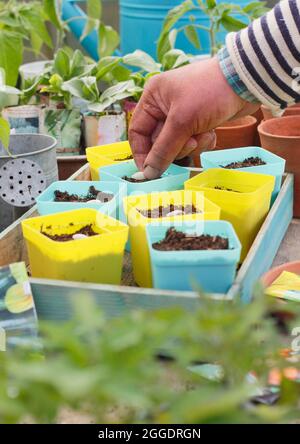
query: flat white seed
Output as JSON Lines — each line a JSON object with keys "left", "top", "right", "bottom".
{"left": 166, "top": 210, "right": 184, "bottom": 217}
{"left": 86, "top": 199, "right": 101, "bottom": 203}
{"left": 131, "top": 171, "right": 146, "bottom": 180}
{"left": 72, "top": 234, "right": 88, "bottom": 240}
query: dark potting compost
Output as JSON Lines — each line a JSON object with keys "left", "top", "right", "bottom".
{"left": 41, "top": 224, "right": 98, "bottom": 242}
{"left": 54, "top": 186, "right": 113, "bottom": 203}
{"left": 114, "top": 154, "right": 134, "bottom": 161}
{"left": 214, "top": 186, "right": 241, "bottom": 192}
{"left": 152, "top": 227, "right": 229, "bottom": 251}
{"left": 122, "top": 176, "right": 151, "bottom": 183}
{"left": 138, "top": 204, "right": 201, "bottom": 218}
{"left": 222, "top": 156, "right": 266, "bottom": 169}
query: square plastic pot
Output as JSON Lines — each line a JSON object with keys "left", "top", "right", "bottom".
{"left": 36, "top": 181, "right": 126, "bottom": 220}
{"left": 86, "top": 141, "right": 132, "bottom": 180}
{"left": 201, "top": 146, "right": 285, "bottom": 203}
{"left": 22, "top": 209, "right": 129, "bottom": 285}
{"left": 124, "top": 190, "right": 221, "bottom": 288}
{"left": 184, "top": 168, "right": 275, "bottom": 261}
{"left": 146, "top": 220, "right": 241, "bottom": 293}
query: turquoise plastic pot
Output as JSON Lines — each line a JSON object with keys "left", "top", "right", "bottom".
{"left": 201, "top": 146, "right": 285, "bottom": 202}
{"left": 36, "top": 181, "right": 126, "bottom": 220}
{"left": 99, "top": 160, "right": 190, "bottom": 196}
{"left": 146, "top": 220, "right": 241, "bottom": 293}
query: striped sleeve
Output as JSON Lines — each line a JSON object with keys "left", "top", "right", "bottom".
{"left": 223, "top": 0, "right": 300, "bottom": 114}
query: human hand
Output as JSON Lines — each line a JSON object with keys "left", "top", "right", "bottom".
{"left": 129, "top": 57, "right": 259, "bottom": 179}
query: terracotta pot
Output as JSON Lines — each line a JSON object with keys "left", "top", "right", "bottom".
{"left": 258, "top": 116, "right": 300, "bottom": 217}
{"left": 261, "top": 104, "right": 300, "bottom": 120}
{"left": 252, "top": 107, "right": 264, "bottom": 146}
{"left": 261, "top": 261, "right": 300, "bottom": 287}
{"left": 215, "top": 115, "right": 257, "bottom": 149}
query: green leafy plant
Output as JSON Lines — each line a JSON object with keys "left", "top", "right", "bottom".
{"left": 63, "top": 76, "right": 143, "bottom": 113}
{"left": 157, "top": 0, "right": 269, "bottom": 59}
{"left": 0, "top": 292, "right": 299, "bottom": 424}
{"left": 0, "top": 0, "right": 54, "bottom": 86}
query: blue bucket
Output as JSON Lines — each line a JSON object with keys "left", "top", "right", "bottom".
{"left": 201, "top": 146, "right": 286, "bottom": 203}
{"left": 146, "top": 220, "right": 241, "bottom": 293}
{"left": 36, "top": 181, "right": 127, "bottom": 220}
{"left": 120, "top": 0, "right": 251, "bottom": 57}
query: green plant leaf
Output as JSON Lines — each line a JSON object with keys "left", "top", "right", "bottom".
{"left": 157, "top": 0, "right": 194, "bottom": 62}
{"left": 98, "top": 24, "right": 120, "bottom": 58}
{"left": 221, "top": 14, "right": 248, "bottom": 32}
{"left": 87, "top": 0, "right": 102, "bottom": 20}
{"left": 43, "top": 0, "right": 63, "bottom": 30}
{"left": 123, "top": 50, "right": 161, "bottom": 73}
{"left": 81, "top": 17, "right": 99, "bottom": 42}
{"left": 0, "top": 116, "right": 10, "bottom": 151}
{"left": 206, "top": 0, "right": 217, "bottom": 9}
{"left": 184, "top": 25, "right": 201, "bottom": 49}
{"left": 21, "top": 9, "right": 53, "bottom": 49}
{"left": 162, "top": 49, "right": 190, "bottom": 71}
{"left": 0, "top": 30, "right": 23, "bottom": 86}
{"left": 95, "top": 56, "right": 121, "bottom": 81}
{"left": 54, "top": 49, "right": 70, "bottom": 78}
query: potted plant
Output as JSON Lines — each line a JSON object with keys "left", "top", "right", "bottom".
{"left": 36, "top": 180, "right": 127, "bottom": 220}
{"left": 146, "top": 220, "right": 241, "bottom": 292}
{"left": 157, "top": 0, "right": 269, "bottom": 59}
{"left": 258, "top": 116, "right": 300, "bottom": 217}
{"left": 185, "top": 168, "right": 275, "bottom": 261}
{"left": 124, "top": 190, "right": 220, "bottom": 288}
{"left": 200, "top": 146, "right": 286, "bottom": 202}
{"left": 63, "top": 75, "right": 143, "bottom": 147}
{"left": 21, "top": 208, "right": 129, "bottom": 285}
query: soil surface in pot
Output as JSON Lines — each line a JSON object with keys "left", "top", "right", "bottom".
{"left": 122, "top": 175, "right": 153, "bottom": 183}
{"left": 138, "top": 204, "right": 200, "bottom": 218}
{"left": 152, "top": 227, "right": 229, "bottom": 251}
{"left": 41, "top": 224, "right": 98, "bottom": 242}
{"left": 223, "top": 156, "right": 266, "bottom": 169}
{"left": 214, "top": 186, "right": 241, "bottom": 193}
{"left": 54, "top": 186, "right": 113, "bottom": 203}
{"left": 114, "top": 154, "right": 133, "bottom": 161}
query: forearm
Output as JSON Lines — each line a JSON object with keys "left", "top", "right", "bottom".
{"left": 219, "top": 0, "right": 300, "bottom": 114}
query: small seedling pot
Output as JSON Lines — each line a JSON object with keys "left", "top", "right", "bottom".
{"left": 84, "top": 112, "right": 127, "bottom": 148}
{"left": 22, "top": 209, "right": 129, "bottom": 285}
{"left": 201, "top": 146, "right": 285, "bottom": 203}
{"left": 36, "top": 181, "right": 126, "bottom": 219}
{"left": 100, "top": 160, "right": 190, "bottom": 223}
{"left": 124, "top": 190, "right": 221, "bottom": 288}
{"left": 185, "top": 168, "right": 275, "bottom": 261}
{"left": 146, "top": 220, "right": 241, "bottom": 293}
{"left": 86, "top": 141, "right": 132, "bottom": 180}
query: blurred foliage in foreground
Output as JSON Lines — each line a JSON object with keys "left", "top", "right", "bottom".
{"left": 0, "top": 292, "right": 299, "bottom": 424}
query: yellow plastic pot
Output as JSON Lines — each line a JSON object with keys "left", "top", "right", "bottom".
{"left": 185, "top": 168, "right": 275, "bottom": 261}
{"left": 86, "top": 141, "right": 132, "bottom": 180}
{"left": 124, "top": 190, "right": 221, "bottom": 288}
{"left": 22, "top": 209, "right": 129, "bottom": 284}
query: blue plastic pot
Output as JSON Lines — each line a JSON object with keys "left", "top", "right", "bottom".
{"left": 36, "top": 181, "right": 126, "bottom": 219}
{"left": 99, "top": 160, "right": 190, "bottom": 197}
{"left": 146, "top": 220, "right": 241, "bottom": 293}
{"left": 201, "top": 146, "right": 285, "bottom": 202}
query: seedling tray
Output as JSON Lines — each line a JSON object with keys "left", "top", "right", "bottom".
{"left": 0, "top": 163, "right": 293, "bottom": 321}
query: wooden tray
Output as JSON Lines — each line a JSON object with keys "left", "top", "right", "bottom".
{"left": 0, "top": 164, "right": 294, "bottom": 320}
